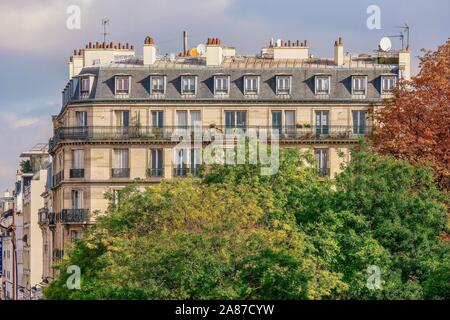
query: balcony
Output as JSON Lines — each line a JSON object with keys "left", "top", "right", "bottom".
{"left": 112, "top": 168, "right": 130, "bottom": 178}
{"left": 38, "top": 209, "right": 56, "bottom": 226}
{"left": 52, "top": 171, "right": 64, "bottom": 186}
{"left": 49, "top": 125, "right": 372, "bottom": 150}
{"left": 57, "top": 209, "right": 89, "bottom": 224}
{"left": 173, "top": 166, "right": 201, "bottom": 177}
{"left": 70, "top": 168, "right": 85, "bottom": 178}
{"left": 147, "top": 168, "right": 164, "bottom": 177}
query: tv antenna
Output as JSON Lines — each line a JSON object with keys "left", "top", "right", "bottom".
{"left": 396, "top": 23, "right": 410, "bottom": 49}
{"left": 387, "top": 32, "right": 404, "bottom": 51}
{"left": 101, "top": 18, "right": 110, "bottom": 43}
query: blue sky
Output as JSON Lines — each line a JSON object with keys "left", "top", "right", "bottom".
{"left": 0, "top": 0, "right": 448, "bottom": 191}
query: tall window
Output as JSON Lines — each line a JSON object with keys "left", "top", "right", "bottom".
{"left": 382, "top": 76, "right": 396, "bottom": 93}
{"left": 177, "top": 111, "right": 188, "bottom": 128}
{"left": 150, "top": 76, "right": 165, "bottom": 94}
{"left": 215, "top": 76, "right": 229, "bottom": 94}
{"left": 149, "top": 149, "right": 163, "bottom": 177}
{"left": 225, "top": 111, "right": 247, "bottom": 129}
{"left": 191, "top": 148, "right": 201, "bottom": 176}
{"left": 115, "top": 76, "right": 130, "bottom": 95}
{"left": 315, "top": 111, "right": 329, "bottom": 135}
{"left": 190, "top": 111, "right": 201, "bottom": 127}
{"left": 152, "top": 111, "right": 164, "bottom": 128}
{"left": 352, "top": 111, "right": 367, "bottom": 134}
{"left": 244, "top": 76, "right": 259, "bottom": 94}
{"left": 181, "top": 76, "right": 196, "bottom": 94}
{"left": 272, "top": 111, "right": 282, "bottom": 133}
{"left": 70, "top": 149, "right": 84, "bottom": 178}
{"left": 315, "top": 76, "right": 330, "bottom": 94}
{"left": 75, "top": 111, "right": 88, "bottom": 127}
{"left": 285, "top": 110, "right": 296, "bottom": 137}
{"left": 115, "top": 110, "right": 130, "bottom": 127}
{"left": 315, "top": 149, "right": 329, "bottom": 177}
{"left": 352, "top": 76, "right": 367, "bottom": 94}
{"left": 276, "top": 76, "right": 291, "bottom": 94}
{"left": 71, "top": 190, "right": 83, "bottom": 209}
{"left": 112, "top": 149, "right": 130, "bottom": 178}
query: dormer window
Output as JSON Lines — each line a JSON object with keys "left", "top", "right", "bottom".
{"left": 150, "top": 75, "right": 165, "bottom": 94}
{"left": 181, "top": 76, "right": 197, "bottom": 95}
{"left": 381, "top": 75, "right": 397, "bottom": 93}
{"left": 80, "top": 77, "right": 91, "bottom": 99}
{"left": 115, "top": 75, "right": 131, "bottom": 95}
{"left": 214, "top": 75, "right": 229, "bottom": 95}
{"left": 276, "top": 76, "right": 291, "bottom": 95}
{"left": 315, "top": 76, "right": 330, "bottom": 95}
{"left": 352, "top": 76, "right": 367, "bottom": 95}
{"left": 244, "top": 75, "right": 259, "bottom": 95}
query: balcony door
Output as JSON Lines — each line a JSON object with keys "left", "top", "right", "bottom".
{"left": 315, "top": 149, "right": 329, "bottom": 177}
{"left": 113, "top": 149, "right": 129, "bottom": 178}
{"left": 71, "top": 149, "right": 84, "bottom": 178}
{"left": 75, "top": 111, "right": 88, "bottom": 138}
{"left": 71, "top": 190, "right": 84, "bottom": 209}
{"left": 225, "top": 111, "right": 247, "bottom": 130}
{"left": 315, "top": 111, "right": 329, "bottom": 135}
{"left": 150, "top": 149, "right": 163, "bottom": 177}
{"left": 285, "top": 110, "right": 296, "bottom": 137}
{"left": 272, "top": 111, "right": 282, "bottom": 134}
{"left": 352, "top": 111, "right": 367, "bottom": 134}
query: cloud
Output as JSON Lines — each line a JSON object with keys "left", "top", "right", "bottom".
{"left": 12, "top": 117, "right": 40, "bottom": 129}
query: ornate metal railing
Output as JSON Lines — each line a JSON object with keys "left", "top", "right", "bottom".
{"left": 173, "top": 166, "right": 201, "bottom": 177}
{"left": 52, "top": 171, "right": 64, "bottom": 186}
{"left": 70, "top": 168, "right": 85, "bottom": 178}
{"left": 112, "top": 168, "right": 130, "bottom": 178}
{"left": 49, "top": 125, "right": 372, "bottom": 149}
{"left": 147, "top": 168, "right": 164, "bottom": 177}
{"left": 56, "top": 209, "right": 90, "bottom": 224}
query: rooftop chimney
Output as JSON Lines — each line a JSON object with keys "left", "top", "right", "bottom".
{"left": 183, "top": 31, "right": 188, "bottom": 54}
{"left": 334, "top": 37, "right": 344, "bottom": 66}
{"left": 143, "top": 36, "right": 156, "bottom": 65}
{"left": 206, "top": 37, "right": 223, "bottom": 66}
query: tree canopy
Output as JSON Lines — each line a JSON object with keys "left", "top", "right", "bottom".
{"left": 45, "top": 144, "right": 449, "bottom": 300}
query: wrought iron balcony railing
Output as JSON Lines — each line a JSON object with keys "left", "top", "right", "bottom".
{"left": 173, "top": 166, "right": 201, "bottom": 177}
{"left": 57, "top": 209, "right": 89, "bottom": 224}
{"left": 49, "top": 125, "right": 372, "bottom": 149}
{"left": 112, "top": 168, "right": 130, "bottom": 178}
{"left": 70, "top": 168, "right": 85, "bottom": 178}
{"left": 52, "top": 171, "right": 64, "bottom": 186}
{"left": 147, "top": 168, "right": 164, "bottom": 177}
{"left": 38, "top": 209, "right": 56, "bottom": 226}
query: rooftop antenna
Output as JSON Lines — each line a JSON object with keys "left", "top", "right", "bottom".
{"left": 101, "top": 18, "right": 110, "bottom": 43}
{"left": 396, "top": 23, "right": 410, "bottom": 49}
{"left": 387, "top": 32, "right": 404, "bottom": 51}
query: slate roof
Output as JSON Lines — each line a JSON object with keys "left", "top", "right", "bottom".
{"left": 64, "top": 55, "right": 398, "bottom": 108}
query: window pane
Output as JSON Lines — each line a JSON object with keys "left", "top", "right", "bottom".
{"left": 190, "top": 111, "right": 201, "bottom": 126}
{"left": 177, "top": 111, "right": 187, "bottom": 127}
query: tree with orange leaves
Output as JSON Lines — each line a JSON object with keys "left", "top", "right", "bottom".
{"left": 373, "top": 41, "right": 450, "bottom": 188}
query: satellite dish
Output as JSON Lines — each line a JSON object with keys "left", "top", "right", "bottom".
{"left": 379, "top": 37, "right": 392, "bottom": 52}
{"left": 196, "top": 44, "right": 206, "bottom": 56}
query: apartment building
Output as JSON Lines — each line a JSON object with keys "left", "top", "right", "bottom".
{"left": 1, "top": 190, "right": 15, "bottom": 300}
{"left": 47, "top": 35, "right": 410, "bottom": 279}
{"left": 20, "top": 144, "right": 50, "bottom": 300}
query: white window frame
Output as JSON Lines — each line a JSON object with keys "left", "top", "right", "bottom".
{"left": 150, "top": 75, "right": 166, "bottom": 95}
{"left": 244, "top": 75, "right": 260, "bottom": 95}
{"left": 115, "top": 75, "right": 131, "bottom": 95}
{"left": 181, "top": 75, "right": 197, "bottom": 95}
{"left": 381, "top": 75, "right": 397, "bottom": 93}
{"left": 352, "top": 76, "right": 367, "bottom": 95}
{"left": 214, "top": 75, "right": 230, "bottom": 95}
{"left": 276, "top": 75, "right": 292, "bottom": 95}
{"left": 315, "top": 76, "right": 331, "bottom": 95}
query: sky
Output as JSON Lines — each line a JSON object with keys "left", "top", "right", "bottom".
{"left": 0, "top": 0, "right": 448, "bottom": 192}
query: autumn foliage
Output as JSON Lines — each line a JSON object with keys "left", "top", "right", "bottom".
{"left": 373, "top": 41, "right": 450, "bottom": 188}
